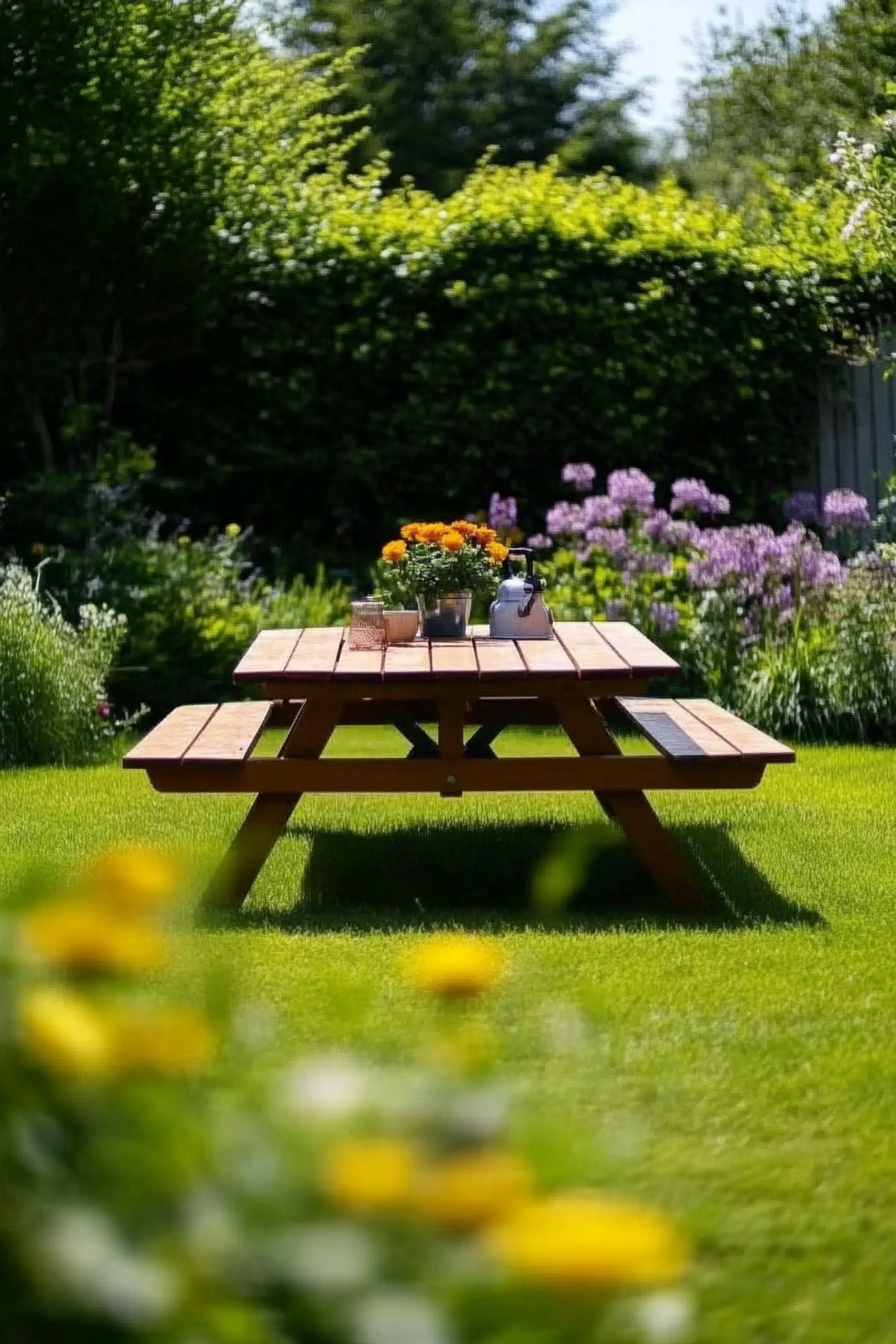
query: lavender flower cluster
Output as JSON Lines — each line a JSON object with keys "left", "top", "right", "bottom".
{"left": 525, "top": 465, "right": 868, "bottom": 633}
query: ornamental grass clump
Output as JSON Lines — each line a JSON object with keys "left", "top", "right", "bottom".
{"left": 0, "top": 560, "right": 132, "bottom": 766}
{"left": 0, "top": 851, "right": 695, "bottom": 1344}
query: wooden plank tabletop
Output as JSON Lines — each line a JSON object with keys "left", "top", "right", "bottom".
{"left": 233, "top": 622, "right": 680, "bottom": 687}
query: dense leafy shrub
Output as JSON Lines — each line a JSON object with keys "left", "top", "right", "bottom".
{"left": 132, "top": 164, "right": 889, "bottom": 569}
{"left": 35, "top": 476, "right": 351, "bottom": 719}
{"left": 0, "top": 563, "right": 130, "bottom": 767}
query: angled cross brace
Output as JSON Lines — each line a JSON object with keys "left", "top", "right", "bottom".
{"left": 201, "top": 699, "right": 342, "bottom": 911}
{"left": 554, "top": 697, "right": 709, "bottom": 915}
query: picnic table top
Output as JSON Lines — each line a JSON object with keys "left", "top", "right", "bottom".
{"left": 233, "top": 620, "right": 679, "bottom": 687}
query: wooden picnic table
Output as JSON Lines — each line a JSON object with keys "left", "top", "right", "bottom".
{"left": 124, "top": 622, "right": 794, "bottom": 914}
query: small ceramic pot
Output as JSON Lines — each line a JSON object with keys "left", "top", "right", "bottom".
{"left": 383, "top": 609, "right": 420, "bottom": 643}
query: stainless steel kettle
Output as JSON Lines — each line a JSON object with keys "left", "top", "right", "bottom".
{"left": 489, "top": 547, "right": 553, "bottom": 640}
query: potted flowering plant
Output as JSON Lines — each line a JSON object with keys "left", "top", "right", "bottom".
{"left": 379, "top": 522, "right": 509, "bottom": 637}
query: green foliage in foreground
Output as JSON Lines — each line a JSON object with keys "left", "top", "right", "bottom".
{"left": 1, "top": 733, "right": 895, "bottom": 1342}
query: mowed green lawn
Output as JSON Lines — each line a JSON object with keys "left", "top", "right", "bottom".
{"left": 2, "top": 727, "right": 896, "bottom": 1343}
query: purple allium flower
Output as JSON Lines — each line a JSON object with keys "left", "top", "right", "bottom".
{"left": 489, "top": 492, "right": 518, "bottom": 532}
{"left": 822, "top": 488, "right": 870, "bottom": 531}
{"left": 582, "top": 495, "right": 623, "bottom": 527}
{"left": 625, "top": 551, "right": 672, "bottom": 576}
{"left": 670, "top": 478, "right": 731, "bottom": 517}
{"left": 562, "top": 462, "right": 596, "bottom": 493}
{"left": 97, "top": 701, "right": 110, "bottom": 720}
{"left": 642, "top": 509, "right": 672, "bottom": 541}
{"left": 607, "top": 468, "right": 655, "bottom": 514}
{"left": 649, "top": 602, "right": 680, "bottom": 634}
{"left": 666, "top": 520, "right": 703, "bottom": 548}
{"left": 527, "top": 533, "right": 553, "bottom": 551}
{"left": 546, "top": 501, "right": 586, "bottom": 537}
{"left": 783, "top": 491, "right": 820, "bottom": 525}
{"left": 585, "top": 526, "right": 628, "bottom": 560}
{"left": 604, "top": 600, "right": 627, "bottom": 620}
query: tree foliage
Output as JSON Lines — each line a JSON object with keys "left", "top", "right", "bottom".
{"left": 276, "top": 0, "right": 648, "bottom": 196}
{"left": 0, "top": 0, "right": 359, "bottom": 478}
{"left": 680, "top": 0, "right": 896, "bottom": 203}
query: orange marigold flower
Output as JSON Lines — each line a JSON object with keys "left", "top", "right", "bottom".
{"left": 449, "top": 521, "right": 480, "bottom": 538}
{"left": 382, "top": 540, "right": 408, "bottom": 563}
{"left": 418, "top": 523, "right": 450, "bottom": 543}
{"left": 400, "top": 523, "right": 424, "bottom": 542}
{"left": 486, "top": 541, "right": 510, "bottom": 563}
{"left": 440, "top": 530, "right": 465, "bottom": 553}
{"left": 475, "top": 527, "right": 498, "bottom": 546}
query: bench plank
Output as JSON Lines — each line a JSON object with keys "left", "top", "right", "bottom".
{"left": 470, "top": 627, "right": 528, "bottom": 679}
{"left": 184, "top": 702, "right": 272, "bottom": 763}
{"left": 554, "top": 621, "right": 631, "bottom": 676}
{"left": 618, "top": 698, "right": 739, "bottom": 759}
{"left": 124, "top": 704, "right": 219, "bottom": 766}
{"left": 594, "top": 622, "right": 679, "bottom": 677}
{"left": 683, "top": 700, "right": 796, "bottom": 763}
{"left": 234, "top": 629, "right": 303, "bottom": 681}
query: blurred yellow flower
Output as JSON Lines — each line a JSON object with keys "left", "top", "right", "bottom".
{"left": 486, "top": 1193, "right": 690, "bottom": 1287}
{"left": 440, "top": 530, "right": 465, "bottom": 553}
{"left": 382, "top": 540, "right": 407, "bottom": 563}
{"left": 18, "top": 986, "right": 114, "bottom": 1078}
{"left": 321, "top": 1138, "right": 417, "bottom": 1215}
{"left": 225, "top": 523, "right": 241, "bottom": 538}
{"left": 114, "top": 1008, "right": 215, "bottom": 1075}
{"left": 83, "top": 846, "right": 180, "bottom": 914}
{"left": 22, "top": 899, "right": 167, "bottom": 973}
{"left": 178, "top": 535, "right": 191, "bottom": 546}
{"left": 415, "top": 1149, "right": 531, "bottom": 1230}
{"left": 486, "top": 541, "right": 510, "bottom": 563}
{"left": 405, "top": 934, "right": 504, "bottom": 998}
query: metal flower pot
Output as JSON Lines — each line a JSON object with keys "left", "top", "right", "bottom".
{"left": 417, "top": 590, "right": 472, "bottom": 639}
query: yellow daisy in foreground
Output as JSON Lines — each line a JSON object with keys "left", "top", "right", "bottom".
{"left": 404, "top": 934, "right": 504, "bottom": 998}
{"left": 321, "top": 1137, "right": 417, "bottom": 1215}
{"left": 486, "top": 1192, "right": 690, "bottom": 1288}
{"left": 22, "top": 899, "right": 167, "bottom": 973}
{"left": 18, "top": 986, "right": 114, "bottom": 1078}
{"left": 414, "top": 1149, "right": 531, "bottom": 1230}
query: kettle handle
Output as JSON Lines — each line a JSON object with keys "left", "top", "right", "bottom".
{"left": 503, "top": 546, "right": 534, "bottom": 580}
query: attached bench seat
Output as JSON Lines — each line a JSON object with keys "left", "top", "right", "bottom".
{"left": 123, "top": 702, "right": 273, "bottom": 768}
{"left": 617, "top": 698, "right": 794, "bottom": 765}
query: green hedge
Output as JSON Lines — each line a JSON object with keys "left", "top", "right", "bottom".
{"left": 131, "top": 168, "right": 888, "bottom": 566}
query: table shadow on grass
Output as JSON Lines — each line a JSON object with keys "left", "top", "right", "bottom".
{"left": 210, "top": 820, "right": 823, "bottom": 935}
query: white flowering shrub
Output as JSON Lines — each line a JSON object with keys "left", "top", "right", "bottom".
{"left": 0, "top": 561, "right": 133, "bottom": 766}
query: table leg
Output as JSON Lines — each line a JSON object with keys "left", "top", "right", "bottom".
{"left": 554, "top": 697, "right": 707, "bottom": 915}
{"left": 201, "top": 699, "right": 343, "bottom": 911}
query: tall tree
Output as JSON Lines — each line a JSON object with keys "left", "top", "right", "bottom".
{"left": 680, "top": 0, "right": 896, "bottom": 203}
{"left": 277, "top": 0, "right": 649, "bottom": 196}
{"left": 0, "top": 0, "right": 355, "bottom": 476}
